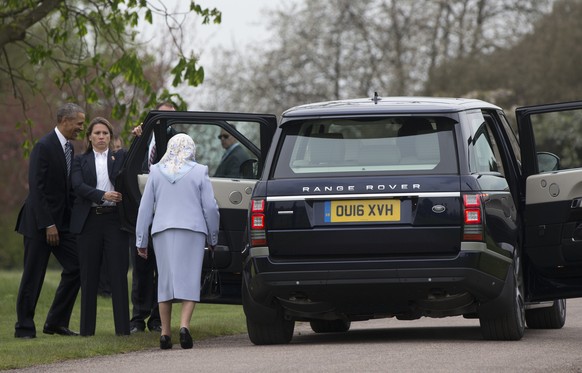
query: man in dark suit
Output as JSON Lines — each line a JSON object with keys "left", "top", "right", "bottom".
{"left": 214, "top": 128, "right": 252, "bottom": 178}
{"left": 14, "top": 103, "right": 85, "bottom": 338}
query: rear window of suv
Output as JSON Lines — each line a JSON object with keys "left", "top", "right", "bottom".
{"left": 273, "top": 116, "right": 458, "bottom": 178}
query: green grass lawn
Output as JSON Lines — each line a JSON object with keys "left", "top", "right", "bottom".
{"left": 0, "top": 270, "right": 247, "bottom": 370}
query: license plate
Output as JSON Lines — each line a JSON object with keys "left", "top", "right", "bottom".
{"left": 324, "top": 199, "right": 401, "bottom": 223}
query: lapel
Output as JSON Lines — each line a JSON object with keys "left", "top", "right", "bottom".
{"left": 83, "top": 151, "right": 97, "bottom": 187}
{"left": 108, "top": 150, "right": 121, "bottom": 185}
{"left": 107, "top": 151, "right": 115, "bottom": 180}
{"left": 108, "top": 149, "right": 126, "bottom": 184}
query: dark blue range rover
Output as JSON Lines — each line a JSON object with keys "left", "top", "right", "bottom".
{"left": 118, "top": 96, "right": 582, "bottom": 344}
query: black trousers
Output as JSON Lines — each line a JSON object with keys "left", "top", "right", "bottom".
{"left": 77, "top": 210, "right": 130, "bottom": 336}
{"left": 15, "top": 231, "right": 80, "bottom": 338}
{"left": 129, "top": 235, "right": 160, "bottom": 330}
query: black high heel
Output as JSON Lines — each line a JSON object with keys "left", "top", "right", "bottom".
{"left": 179, "top": 327, "right": 193, "bottom": 349}
{"left": 160, "top": 335, "right": 172, "bottom": 350}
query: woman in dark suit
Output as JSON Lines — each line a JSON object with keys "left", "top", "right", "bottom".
{"left": 70, "top": 117, "right": 130, "bottom": 336}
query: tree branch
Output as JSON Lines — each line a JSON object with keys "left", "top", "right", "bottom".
{"left": 0, "top": 0, "right": 65, "bottom": 48}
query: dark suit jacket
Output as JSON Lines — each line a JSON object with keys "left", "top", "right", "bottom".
{"left": 214, "top": 144, "right": 251, "bottom": 178}
{"left": 70, "top": 149, "right": 126, "bottom": 234}
{"left": 15, "top": 130, "right": 75, "bottom": 239}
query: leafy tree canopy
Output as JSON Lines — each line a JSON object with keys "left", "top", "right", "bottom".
{"left": 0, "top": 0, "right": 220, "bottom": 147}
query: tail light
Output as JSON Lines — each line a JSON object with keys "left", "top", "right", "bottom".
{"left": 250, "top": 199, "right": 267, "bottom": 246}
{"left": 463, "top": 194, "right": 484, "bottom": 241}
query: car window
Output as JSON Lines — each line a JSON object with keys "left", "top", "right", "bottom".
{"left": 272, "top": 117, "right": 458, "bottom": 178}
{"left": 499, "top": 113, "right": 521, "bottom": 169}
{"left": 528, "top": 108, "right": 582, "bottom": 170}
{"left": 466, "top": 111, "right": 505, "bottom": 176}
{"left": 169, "top": 121, "right": 260, "bottom": 179}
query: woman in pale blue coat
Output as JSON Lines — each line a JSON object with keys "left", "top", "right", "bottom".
{"left": 135, "top": 134, "right": 219, "bottom": 350}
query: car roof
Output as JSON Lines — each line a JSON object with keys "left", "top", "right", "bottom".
{"left": 282, "top": 96, "right": 501, "bottom": 118}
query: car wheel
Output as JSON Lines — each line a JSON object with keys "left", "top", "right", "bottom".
{"left": 525, "top": 299, "right": 566, "bottom": 329}
{"left": 310, "top": 319, "right": 351, "bottom": 333}
{"left": 246, "top": 314, "right": 294, "bottom": 345}
{"left": 479, "top": 256, "right": 525, "bottom": 341}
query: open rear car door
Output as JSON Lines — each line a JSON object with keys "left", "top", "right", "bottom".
{"left": 117, "top": 110, "right": 277, "bottom": 304}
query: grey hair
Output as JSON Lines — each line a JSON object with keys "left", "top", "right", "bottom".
{"left": 155, "top": 101, "right": 175, "bottom": 110}
{"left": 57, "top": 103, "right": 85, "bottom": 123}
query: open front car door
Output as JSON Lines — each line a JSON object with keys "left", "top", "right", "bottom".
{"left": 517, "top": 101, "right": 582, "bottom": 301}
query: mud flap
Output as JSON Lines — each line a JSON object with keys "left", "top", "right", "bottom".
{"left": 242, "top": 275, "right": 278, "bottom": 323}
{"left": 478, "top": 265, "right": 513, "bottom": 319}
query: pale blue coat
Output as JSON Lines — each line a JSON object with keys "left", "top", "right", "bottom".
{"left": 135, "top": 162, "right": 219, "bottom": 248}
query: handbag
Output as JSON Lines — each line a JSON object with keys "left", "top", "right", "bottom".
{"left": 201, "top": 250, "right": 221, "bottom": 299}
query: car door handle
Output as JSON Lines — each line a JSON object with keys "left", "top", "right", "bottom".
{"left": 571, "top": 198, "right": 582, "bottom": 208}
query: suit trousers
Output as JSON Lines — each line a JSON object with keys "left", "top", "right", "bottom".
{"left": 129, "top": 235, "right": 160, "bottom": 330}
{"left": 15, "top": 232, "right": 80, "bottom": 338}
{"left": 77, "top": 211, "right": 130, "bottom": 336}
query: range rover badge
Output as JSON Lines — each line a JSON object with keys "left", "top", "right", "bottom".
{"left": 432, "top": 205, "right": 446, "bottom": 214}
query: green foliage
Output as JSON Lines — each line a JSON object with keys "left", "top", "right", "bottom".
{"left": 0, "top": 1, "right": 222, "bottom": 145}
{"left": 530, "top": 110, "right": 582, "bottom": 169}
{"left": 171, "top": 56, "right": 205, "bottom": 87}
{"left": 15, "top": 119, "right": 35, "bottom": 158}
{"left": 191, "top": 3, "right": 222, "bottom": 24}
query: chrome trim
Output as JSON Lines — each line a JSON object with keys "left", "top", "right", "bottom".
{"left": 432, "top": 204, "right": 446, "bottom": 213}
{"left": 277, "top": 211, "right": 294, "bottom": 215}
{"left": 460, "top": 242, "right": 512, "bottom": 263}
{"left": 204, "top": 245, "right": 229, "bottom": 252}
{"left": 267, "top": 192, "right": 460, "bottom": 202}
{"left": 250, "top": 247, "right": 269, "bottom": 257}
{"left": 525, "top": 301, "right": 555, "bottom": 310}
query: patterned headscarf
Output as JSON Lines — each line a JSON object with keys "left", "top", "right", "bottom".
{"left": 157, "top": 134, "right": 197, "bottom": 183}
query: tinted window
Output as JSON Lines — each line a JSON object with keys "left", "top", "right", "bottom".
{"left": 273, "top": 117, "right": 458, "bottom": 178}
{"left": 169, "top": 121, "right": 260, "bottom": 179}
{"left": 466, "top": 111, "right": 505, "bottom": 175}
{"left": 528, "top": 108, "right": 582, "bottom": 170}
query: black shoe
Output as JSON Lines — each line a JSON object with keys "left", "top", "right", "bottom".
{"left": 130, "top": 325, "right": 145, "bottom": 334}
{"left": 43, "top": 324, "right": 79, "bottom": 336}
{"left": 160, "top": 335, "right": 172, "bottom": 349}
{"left": 149, "top": 324, "right": 162, "bottom": 333}
{"left": 14, "top": 333, "right": 36, "bottom": 339}
{"left": 179, "top": 327, "right": 193, "bottom": 349}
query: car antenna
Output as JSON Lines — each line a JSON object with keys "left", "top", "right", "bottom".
{"left": 372, "top": 91, "right": 381, "bottom": 104}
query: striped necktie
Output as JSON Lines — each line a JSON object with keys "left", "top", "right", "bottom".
{"left": 148, "top": 144, "right": 156, "bottom": 169}
{"left": 65, "top": 141, "right": 72, "bottom": 176}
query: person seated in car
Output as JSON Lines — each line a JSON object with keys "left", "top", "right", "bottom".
{"left": 214, "top": 128, "right": 251, "bottom": 178}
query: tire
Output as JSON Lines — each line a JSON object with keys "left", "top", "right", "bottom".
{"left": 310, "top": 319, "right": 351, "bottom": 333}
{"left": 479, "top": 257, "right": 525, "bottom": 341}
{"left": 525, "top": 299, "right": 566, "bottom": 329}
{"left": 246, "top": 313, "right": 294, "bottom": 345}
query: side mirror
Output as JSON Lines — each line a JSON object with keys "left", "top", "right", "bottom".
{"left": 537, "top": 152, "right": 560, "bottom": 172}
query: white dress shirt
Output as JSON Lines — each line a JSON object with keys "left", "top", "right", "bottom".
{"left": 93, "top": 149, "right": 115, "bottom": 206}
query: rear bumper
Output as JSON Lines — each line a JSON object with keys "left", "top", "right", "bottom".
{"left": 243, "top": 242, "right": 512, "bottom": 320}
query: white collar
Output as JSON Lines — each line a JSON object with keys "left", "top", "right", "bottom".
{"left": 93, "top": 148, "right": 109, "bottom": 158}
{"left": 54, "top": 127, "right": 67, "bottom": 148}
